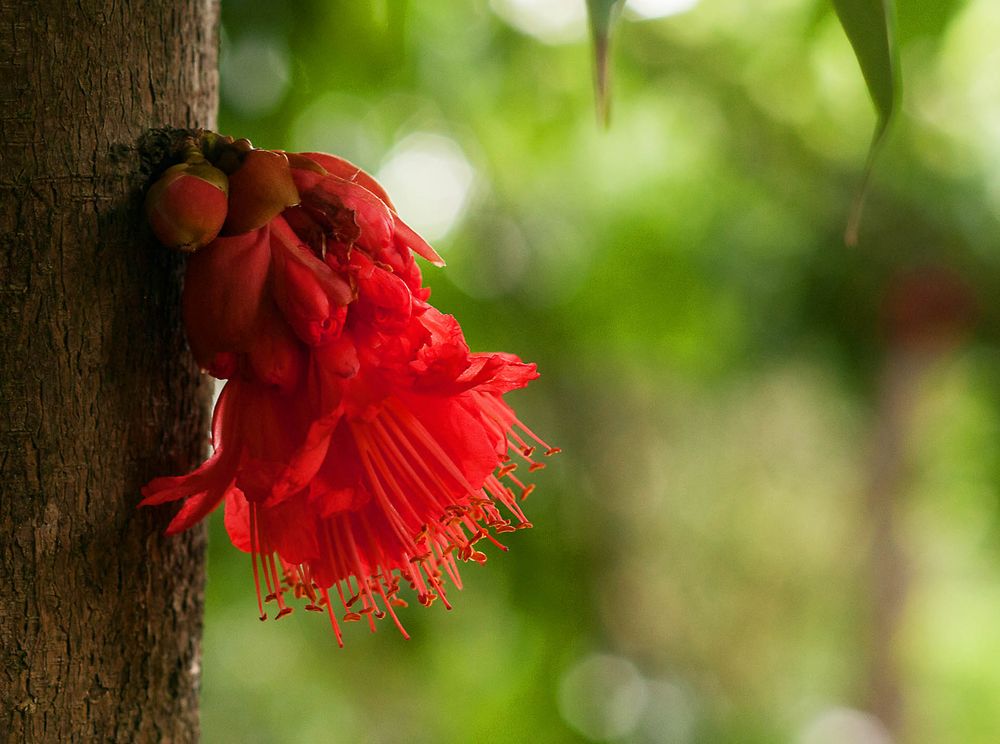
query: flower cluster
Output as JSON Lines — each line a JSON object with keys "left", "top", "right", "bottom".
{"left": 141, "top": 138, "right": 555, "bottom": 643}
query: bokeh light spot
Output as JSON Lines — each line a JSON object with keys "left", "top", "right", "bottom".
{"left": 797, "top": 707, "right": 893, "bottom": 744}
{"left": 558, "top": 653, "right": 650, "bottom": 741}
{"left": 490, "top": 0, "right": 587, "bottom": 44}
{"left": 376, "top": 133, "right": 475, "bottom": 243}
{"left": 626, "top": 0, "right": 700, "bottom": 21}
{"left": 220, "top": 34, "right": 291, "bottom": 117}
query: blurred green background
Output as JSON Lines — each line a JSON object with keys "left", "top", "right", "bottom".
{"left": 201, "top": 1, "right": 1000, "bottom": 741}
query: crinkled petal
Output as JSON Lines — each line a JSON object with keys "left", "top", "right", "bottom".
{"left": 270, "top": 215, "right": 352, "bottom": 345}
{"left": 304, "top": 176, "right": 395, "bottom": 252}
{"left": 296, "top": 151, "right": 395, "bottom": 209}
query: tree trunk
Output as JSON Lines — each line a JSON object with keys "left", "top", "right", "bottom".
{"left": 1, "top": 2, "right": 219, "bottom": 741}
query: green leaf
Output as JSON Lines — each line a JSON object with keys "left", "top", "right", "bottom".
{"left": 585, "top": 0, "right": 624, "bottom": 127}
{"left": 831, "top": 0, "right": 901, "bottom": 245}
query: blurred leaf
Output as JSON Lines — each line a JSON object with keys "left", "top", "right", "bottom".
{"left": 831, "top": 0, "right": 900, "bottom": 245}
{"left": 585, "top": 0, "right": 624, "bottom": 127}
{"left": 895, "top": 0, "right": 964, "bottom": 45}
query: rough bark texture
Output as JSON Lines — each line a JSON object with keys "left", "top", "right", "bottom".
{"left": 0, "top": 2, "right": 219, "bottom": 741}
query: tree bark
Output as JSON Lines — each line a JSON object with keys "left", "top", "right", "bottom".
{"left": 1, "top": 2, "right": 219, "bottom": 741}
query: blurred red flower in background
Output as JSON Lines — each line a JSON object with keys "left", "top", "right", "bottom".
{"left": 141, "top": 140, "right": 556, "bottom": 644}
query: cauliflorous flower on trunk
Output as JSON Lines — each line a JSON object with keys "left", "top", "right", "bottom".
{"left": 141, "top": 138, "right": 556, "bottom": 643}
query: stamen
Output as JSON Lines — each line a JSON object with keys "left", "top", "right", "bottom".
{"left": 422, "top": 561, "right": 452, "bottom": 611}
{"left": 338, "top": 518, "right": 381, "bottom": 621}
{"left": 376, "top": 413, "right": 466, "bottom": 512}
{"left": 431, "top": 540, "right": 463, "bottom": 588}
{"left": 483, "top": 474, "right": 529, "bottom": 523}
{"left": 256, "top": 518, "right": 275, "bottom": 600}
{"left": 267, "top": 552, "right": 292, "bottom": 619}
{"left": 353, "top": 423, "right": 423, "bottom": 552}
{"left": 335, "top": 579, "right": 349, "bottom": 610}
{"left": 357, "top": 517, "right": 411, "bottom": 638}
{"left": 253, "top": 395, "right": 550, "bottom": 643}
{"left": 479, "top": 530, "right": 509, "bottom": 552}
{"left": 249, "top": 503, "right": 266, "bottom": 621}
{"left": 383, "top": 401, "right": 479, "bottom": 494}
{"left": 359, "top": 595, "right": 377, "bottom": 633}
{"left": 512, "top": 419, "right": 559, "bottom": 456}
{"left": 403, "top": 551, "right": 431, "bottom": 600}
{"left": 320, "top": 586, "right": 344, "bottom": 647}
{"left": 373, "top": 565, "right": 410, "bottom": 639}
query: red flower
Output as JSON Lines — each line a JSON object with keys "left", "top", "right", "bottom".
{"left": 142, "top": 145, "right": 556, "bottom": 643}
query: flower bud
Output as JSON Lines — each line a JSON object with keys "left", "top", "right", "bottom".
{"left": 145, "top": 161, "right": 229, "bottom": 251}
{"left": 223, "top": 149, "right": 300, "bottom": 235}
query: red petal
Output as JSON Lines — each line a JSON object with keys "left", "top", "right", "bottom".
{"left": 395, "top": 392, "right": 500, "bottom": 492}
{"left": 270, "top": 215, "right": 352, "bottom": 347}
{"left": 305, "top": 176, "right": 395, "bottom": 252}
{"left": 164, "top": 480, "right": 234, "bottom": 535}
{"left": 257, "top": 496, "right": 321, "bottom": 565}
{"left": 246, "top": 304, "right": 307, "bottom": 393}
{"left": 139, "top": 381, "right": 241, "bottom": 507}
{"left": 394, "top": 218, "right": 445, "bottom": 267}
{"left": 224, "top": 489, "right": 252, "bottom": 553}
{"left": 296, "top": 152, "right": 395, "bottom": 209}
{"left": 264, "top": 411, "right": 341, "bottom": 508}
{"left": 182, "top": 227, "right": 270, "bottom": 367}
{"left": 352, "top": 252, "right": 413, "bottom": 331}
